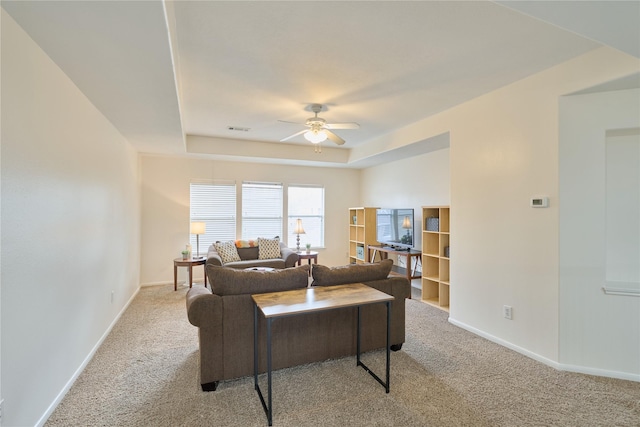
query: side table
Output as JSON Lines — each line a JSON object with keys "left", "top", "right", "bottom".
{"left": 173, "top": 257, "right": 207, "bottom": 291}
{"left": 252, "top": 283, "right": 392, "bottom": 425}
{"left": 296, "top": 251, "right": 318, "bottom": 275}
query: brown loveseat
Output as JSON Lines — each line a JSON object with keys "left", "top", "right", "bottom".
{"left": 206, "top": 238, "right": 299, "bottom": 270}
{"left": 186, "top": 259, "right": 410, "bottom": 391}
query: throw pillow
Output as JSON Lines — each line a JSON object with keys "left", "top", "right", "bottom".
{"left": 311, "top": 259, "right": 393, "bottom": 287}
{"left": 257, "top": 237, "right": 281, "bottom": 260}
{"left": 214, "top": 240, "right": 241, "bottom": 264}
{"left": 207, "top": 264, "right": 310, "bottom": 296}
{"left": 235, "top": 239, "right": 257, "bottom": 248}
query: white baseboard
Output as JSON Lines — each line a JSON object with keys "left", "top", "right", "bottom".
{"left": 140, "top": 280, "right": 173, "bottom": 287}
{"left": 448, "top": 317, "right": 561, "bottom": 369}
{"left": 141, "top": 280, "right": 206, "bottom": 288}
{"left": 448, "top": 317, "right": 639, "bottom": 383}
{"left": 557, "top": 363, "right": 640, "bottom": 382}
{"left": 36, "top": 286, "right": 141, "bottom": 427}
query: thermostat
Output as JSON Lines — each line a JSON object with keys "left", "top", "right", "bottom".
{"left": 530, "top": 197, "right": 549, "bottom": 208}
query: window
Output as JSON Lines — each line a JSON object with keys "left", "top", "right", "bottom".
{"left": 189, "top": 181, "right": 323, "bottom": 250}
{"left": 288, "top": 185, "right": 324, "bottom": 248}
{"left": 189, "top": 181, "right": 236, "bottom": 255}
{"left": 241, "top": 182, "right": 283, "bottom": 239}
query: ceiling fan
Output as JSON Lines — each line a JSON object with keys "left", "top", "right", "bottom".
{"left": 279, "top": 104, "right": 359, "bottom": 151}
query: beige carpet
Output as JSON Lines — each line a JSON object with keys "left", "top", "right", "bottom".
{"left": 45, "top": 284, "right": 640, "bottom": 426}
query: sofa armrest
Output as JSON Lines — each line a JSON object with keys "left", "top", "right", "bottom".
{"left": 280, "top": 242, "right": 299, "bottom": 268}
{"left": 207, "top": 255, "right": 223, "bottom": 267}
{"left": 366, "top": 276, "right": 411, "bottom": 300}
{"left": 206, "top": 246, "right": 223, "bottom": 267}
{"left": 186, "top": 286, "right": 224, "bottom": 387}
{"left": 186, "top": 286, "right": 223, "bottom": 328}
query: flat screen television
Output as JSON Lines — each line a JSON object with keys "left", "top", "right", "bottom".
{"left": 376, "top": 208, "right": 414, "bottom": 250}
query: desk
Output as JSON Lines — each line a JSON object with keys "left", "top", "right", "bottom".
{"left": 252, "top": 283, "right": 392, "bottom": 426}
{"left": 173, "top": 258, "right": 207, "bottom": 291}
{"left": 367, "top": 245, "right": 422, "bottom": 282}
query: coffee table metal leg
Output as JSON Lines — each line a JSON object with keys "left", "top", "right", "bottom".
{"left": 356, "top": 303, "right": 391, "bottom": 393}
{"left": 356, "top": 306, "right": 361, "bottom": 365}
{"left": 254, "top": 305, "right": 258, "bottom": 389}
{"left": 267, "top": 318, "right": 273, "bottom": 426}
{"left": 254, "top": 305, "right": 273, "bottom": 426}
{"left": 386, "top": 301, "right": 390, "bottom": 393}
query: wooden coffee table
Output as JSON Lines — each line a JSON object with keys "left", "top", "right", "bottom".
{"left": 252, "top": 283, "right": 394, "bottom": 426}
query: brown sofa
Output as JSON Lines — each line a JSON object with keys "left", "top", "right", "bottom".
{"left": 206, "top": 239, "right": 299, "bottom": 269}
{"left": 186, "top": 259, "right": 410, "bottom": 391}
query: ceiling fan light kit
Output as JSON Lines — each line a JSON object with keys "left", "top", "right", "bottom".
{"left": 280, "top": 103, "right": 359, "bottom": 150}
{"left": 304, "top": 129, "right": 327, "bottom": 143}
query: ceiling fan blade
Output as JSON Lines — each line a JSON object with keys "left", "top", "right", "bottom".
{"left": 279, "top": 120, "right": 308, "bottom": 126}
{"left": 280, "top": 129, "right": 307, "bottom": 142}
{"left": 325, "top": 122, "right": 359, "bottom": 130}
{"left": 325, "top": 130, "right": 346, "bottom": 146}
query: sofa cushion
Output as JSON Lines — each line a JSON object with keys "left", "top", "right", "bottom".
{"left": 237, "top": 246, "right": 260, "bottom": 261}
{"left": 214, "top": 241, "right": 241, "bottom": 264}
{"left": 311, "top": 259, "right": 393, "bottom": 287}
{"left": 207, "top": 264, "right": 310, "bottom": 296}
{"left": 257, "top": 237, "right": 281, "bottom": 260}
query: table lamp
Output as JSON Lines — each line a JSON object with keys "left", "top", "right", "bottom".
{"left": 190, "top": 221, "right": 206, "bottom": 258}
{"left": 402, "top": 216, "right": 412, "bottom": 242}
{"left": 293, "top": 219, "right": 306, "bottom": 252}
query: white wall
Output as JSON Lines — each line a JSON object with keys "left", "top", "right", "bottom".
{"left": 361, "top": 147, "right": 450, "bottom": 253}
{"left": 140, "top": 155, "right": 360, "bottom": 285}
{"left": 448, "top": 49, "right": 637, "bottom": 372}
{"left": 359, "top": 47, "right": 640, "bottom": 377}
{"left": 1, "top": 11, "right": 141, "bottom": 426}
{"left": 559, "top": 89, "right": 640, "bottom": 380}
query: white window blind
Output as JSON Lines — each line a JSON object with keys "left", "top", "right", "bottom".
{"left": 241, "top": 182, "right": 283, "bottom": 239}
{"left": 288, "top": 185, "right": 324, "bottom": 248}
{"left": 190, "top": 181, "right": 236, "bottom": 255}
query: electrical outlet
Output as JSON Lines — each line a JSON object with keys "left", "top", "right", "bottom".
{"left": 503, "top": 305, "right": 513, "bottom": 320}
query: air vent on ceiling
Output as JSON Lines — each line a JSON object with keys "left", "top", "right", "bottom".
{"left": 227, "top": 126, "right": 250, "bottom": 132}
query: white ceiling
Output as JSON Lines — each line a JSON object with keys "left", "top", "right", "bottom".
{"left": 3, "top": 1, "right": 639, "bottom": 168}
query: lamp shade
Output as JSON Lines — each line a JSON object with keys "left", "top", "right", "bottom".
{"left": 402, "top": 216, "right": 412, "bottom": 229}
{"left": 190, "top": 222, "right": 206, "bottom": 235}
{"left": 293, "top": 218, "right": 306, "bottom": 234}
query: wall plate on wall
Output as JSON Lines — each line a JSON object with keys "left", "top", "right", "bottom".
{"left": 530, "top": 196, "right": 549, "bottom": 208}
